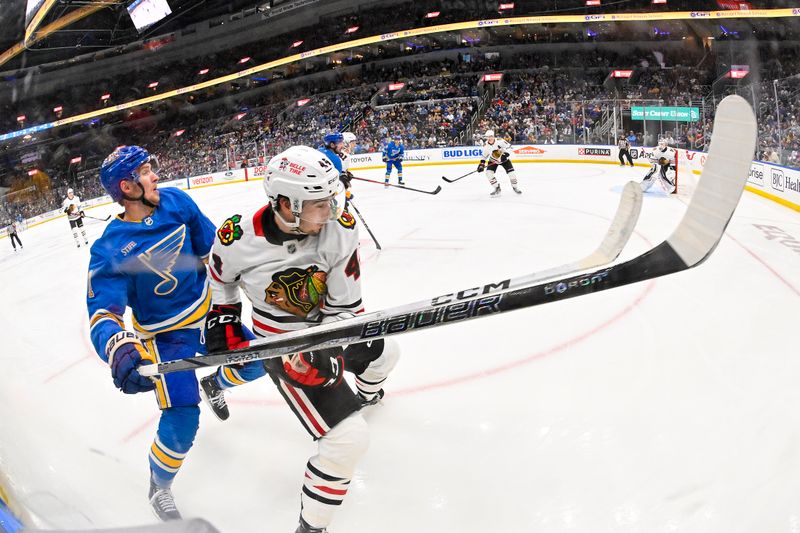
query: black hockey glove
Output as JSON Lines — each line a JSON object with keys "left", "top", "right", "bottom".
{"left": 477, "top": 161, "right": 486, "bottom": 172}
{"left": 339, "top": 171, "right": 353, "bottom": 190}
{"left": 500, "top": 152, "right": 510, "bottom": 163}
{"left": 205, "top": 303, "right": 247, "bottom": 353}
{"left": 283, "top": 347, "right": 345, "bottom": 388}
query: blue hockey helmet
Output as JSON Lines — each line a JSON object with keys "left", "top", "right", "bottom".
{"left": 100, "top": 145, "right": 155, "bottom": 202}
{"left": 323, "top": 132, "right": 344, "bottom": 145}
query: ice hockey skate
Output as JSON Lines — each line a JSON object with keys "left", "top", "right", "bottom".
{"left": 490, "top": 186, "right": 501, "bottom": 198}
{"left": 358, "top": 388, "right": 385, "bottom": 407}
{"left": 200, "top": 375, "right": 230, "bottom": 421}
{"left": 149, "top": 480, "right": 182, "bottom": 521}
{"left": 296, "top": 515, "right": 328, "bottom": 533}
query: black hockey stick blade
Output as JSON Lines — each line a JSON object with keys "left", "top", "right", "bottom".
{"left": 442, "top": 170, "right": 476, "bottom": 183}
{"left": 351, "top": 176, "right": 441, "bottom": 195}
{"left": 140, "top": 96, "right": 754, "bottom": 377}
{"left": 140, "top": 180, "right": 644, "bottom": 377}
{"left": 349, "top": 200, "right": 382, "bottom": 250}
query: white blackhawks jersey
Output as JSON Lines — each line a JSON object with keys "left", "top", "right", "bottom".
{"left": 481, "top": 138, "right": 512, "bottom": 164}
{"left": 62, "top": 195, "right": 83, "bottom": 221}
{"left": 207, "top": 205, "right": 363, "bottom": 337}
{"left": 651, "top": 145, "right": 677, "bottom": 166}
{"left": 339, "top": 150, "right": 351, "bottom": 172}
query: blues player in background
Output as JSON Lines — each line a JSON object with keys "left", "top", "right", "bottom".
{"left": 86, "top": 146, "right": 217, "bottom": 521}
{"left": 382, "top": 133, "right": 404, "bottom": 187}
{"left": 319, "top": 132, "right": 345, "bottom": 176}
{"left": 319, "top": 131, "right": 355, "bottom": 202}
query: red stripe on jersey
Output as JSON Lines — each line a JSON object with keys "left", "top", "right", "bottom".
{"left": 286, "top": 383, "right": 327, "bottom": 436}
{"left": 252, "top": 317, "right": 289, "bottom": 334}
{"left": 314, "top": 485, "right": 348, "bottom": 496}
{"left": 253, "top": 205, "right": 269, "bottom": 237}
{"left": 208, "top": 266, "right": 223, "bottom": 283}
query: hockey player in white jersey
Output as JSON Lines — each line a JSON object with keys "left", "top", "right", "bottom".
{"left": 478, "top": 130, "right": 521, "bottom": 197}
{"left": 340, "top": 131, "right": 357, "bottom": 170}
{"left": 640, "top": 138, "right": 677, "bottom": 194}
{"left": 62, "top": 188, "right": 88, "bottom": 247}
{"left": 199, "top": 146, "right": 399, "bottom": 533}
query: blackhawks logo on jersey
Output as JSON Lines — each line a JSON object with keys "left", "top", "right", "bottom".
{"left": 265, "top": 266, "right": 328, "bottom": 318}
{"left": 338, "top": 211, "right": 356, "bottom": 230}
{"left": 217, "top": 214, "right": 243, "bottom": 246}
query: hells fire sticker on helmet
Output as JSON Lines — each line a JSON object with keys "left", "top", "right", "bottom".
{"left": 265, "top": 266, "right": 328, "bottom": 317}
{"left": 217, "top": 214, "right": 243, "bottom": 246}
{"left": 338, "top": 211, "right": 356, "bottom": 230}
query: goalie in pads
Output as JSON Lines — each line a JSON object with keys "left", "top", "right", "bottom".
{"left": 478, "top": 130, "right": 521, "bottom": 197}
{"left": 641, "top": 138, "right": 677, "bottom": 194}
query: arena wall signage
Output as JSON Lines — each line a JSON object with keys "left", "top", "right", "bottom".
{"left": 631, "top": 106, "right": 700, "bottom": 122}
{"left": 4, "top": 145, "right": 798, "bottom": 240}
{"left": 681, "top": 149, "right": 800, "bottom": 211}
{"left": 1, "top": 8, "right": 798, "bottom": 141}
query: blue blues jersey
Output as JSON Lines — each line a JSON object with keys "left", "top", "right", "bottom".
{"left": 318, "top": 146, "right": 344, "bottom": 173}
{"left": 87, "top": 187, "right": 216, "bottom": 361}
{"left": 383, "top": 141, "right": 404, "bottom": 161}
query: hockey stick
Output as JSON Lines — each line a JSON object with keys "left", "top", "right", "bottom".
{"left": 350, "top": 176, "right": 441, "bottom": 195}
{"left": 82, "top": 214, "right": 112, "bottom": 222}
{"left": 139, "top": 96, "right": 754, "bottom": 377}
{"left": 348, "top": 200, "right": 382, "bottom": 251}
{"left": 442, "top": 170, "right": 477, "bottom": 183}
{"left": 140, "top": 177, "right": 642, "bottom": 376}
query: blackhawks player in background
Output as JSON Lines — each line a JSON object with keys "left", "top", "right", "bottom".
{"left": 478, "top": 130, "right": 521, "bottom": 197}
{"left": 86, "top": 146, "right": 217, "bottom": 521}
{"left": 62, "top": 187, "right": 89, "bottom": 247}
{"left": 199, "top": 145, "right": 400, "bottom": 533}
{"left": 640, "top": 138, "right": 677, "bottom": 193}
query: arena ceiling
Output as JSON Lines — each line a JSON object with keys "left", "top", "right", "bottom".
{"left": 0, "top": 0, "right": 268, "bottom": 69}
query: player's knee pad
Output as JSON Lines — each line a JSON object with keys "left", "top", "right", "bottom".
{"left": 316, "top": 413, "right": 369, "bottom": 476}
{"left": 157, "top": 405, "right": 200, "bottom": 452}
{"left": 344, "top": 338, "right": 398, "bottom": 374}
{"left": 354, "top": 338, "right": 400, "bottom": 381}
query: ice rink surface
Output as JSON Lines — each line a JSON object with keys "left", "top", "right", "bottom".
{"left": 1, "top": 161, "right": 799, "bottom": 533}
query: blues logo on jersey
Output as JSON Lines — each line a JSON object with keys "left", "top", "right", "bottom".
{"left": 87, "top": 187, "right": 216, "bottom": 354}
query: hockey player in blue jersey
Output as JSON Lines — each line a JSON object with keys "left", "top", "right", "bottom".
{"left": 319, "top": 132, "right": 345, "bottom": 174}
{"left": 86, "top": 145, "right": 217, "bottom": 521}
{"left": 319, "top": 131, "right": 355, "bottom": 202}
{"left": 382, "top": 133, "right": 404, "bottom": 187}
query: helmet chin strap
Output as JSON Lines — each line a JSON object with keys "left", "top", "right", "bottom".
{"left": 122, "top": 182, "right": 158, "bottom": 209}
{"left": 272, "top": 201, "right": 307, "bottom": 235}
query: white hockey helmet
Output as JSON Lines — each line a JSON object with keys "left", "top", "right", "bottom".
{"left": 485, "top": 129, "right": 495, "bottom": 138}
{"left": 658, "top": 138, "right": 667, "bottom": 149}
{"left": 342, "top": 131, "right": 356, "bottom": 143}
{"left": 67, "top": 188, "right": 74, "bottom": 195}
{"left": 263, "top": 145, "right": 345, "bottom": 230}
